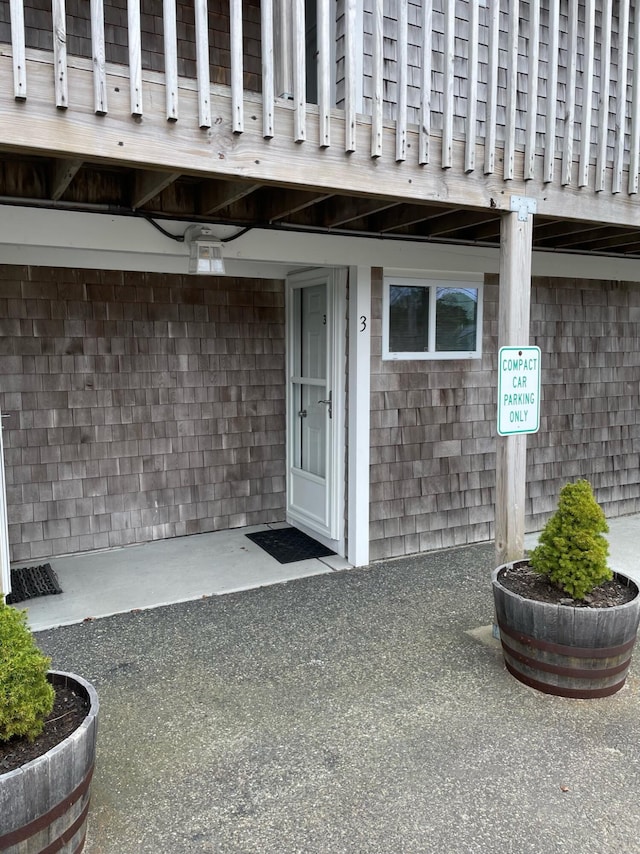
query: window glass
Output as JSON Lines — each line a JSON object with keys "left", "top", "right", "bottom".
{"left": 384, "top": 277, "right": 482, "bottom": 360}
{"left": 435, "top": 287, "right": 478, "bottom": 352}
{"left": 388, "top": 285, "right": 430, "bottom": 352}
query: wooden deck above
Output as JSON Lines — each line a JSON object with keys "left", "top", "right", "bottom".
{"left": 2, "top": 0, "right": 640, "bottom": 256}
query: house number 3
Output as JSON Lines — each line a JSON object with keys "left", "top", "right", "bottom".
{"left": 360, "top": 315, "right": 367, "bottom": 332}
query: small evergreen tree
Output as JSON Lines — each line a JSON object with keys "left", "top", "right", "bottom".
{"left": 529, "top": 479, "right": 612, "bottom": 600}
{"left": 0, "top": 602, "right": 55, "bottom": 742}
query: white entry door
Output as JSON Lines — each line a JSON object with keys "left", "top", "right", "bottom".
{"left": 0, "top": 409, "right": 11, "bottom": 597}
{"left": 286, "top": 269, "right": 345, "bottom": 544}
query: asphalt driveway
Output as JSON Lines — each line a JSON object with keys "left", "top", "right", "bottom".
{"left": 36, "top": 542, "right": 640, "bottom": 853}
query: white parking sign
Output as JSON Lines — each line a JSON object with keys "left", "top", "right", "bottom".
{"left": 497, "top": 346, "right": 541, "bottom": 436}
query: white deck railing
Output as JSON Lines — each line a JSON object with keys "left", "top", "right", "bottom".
{"left": 1, "top": 0, "right": 640, "bottom": 198}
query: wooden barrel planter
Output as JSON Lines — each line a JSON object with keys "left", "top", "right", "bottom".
{"left": 0, "top": 671, "right": 99, "bottom": 853}
{"left": 492, "top": 563, "right": 640, "bottom": 699}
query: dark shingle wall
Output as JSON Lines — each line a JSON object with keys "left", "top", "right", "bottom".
{"left": 0, "top": 266, "right": 285, "bottom": 562}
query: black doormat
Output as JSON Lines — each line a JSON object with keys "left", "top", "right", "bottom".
{"left": 6, "top": 563, "right": 63, "bottom": 605}
{"left": 246, "top": 528, "right": 335, "bottom": 564}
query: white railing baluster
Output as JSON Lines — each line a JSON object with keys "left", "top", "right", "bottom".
{"left": 629, "top": 1, "right": 640, "bottom": 194}
{"left": 293, "top": 0, "right": 306, "bottom": 142}
{"left": 578, "top": 0, "right": 595, "bottom": 188}
{"left": 261, "top": 0, "right": 274, "bottom": 138}
{"left": 595, "top": 0, "right": 612, "bottom": 192}
{"left": 396, "top": 0, "right": 407, "bottom": 162}
{"left": 524, "top": 0, "right": 539, "bottom": 180}
{"left": 612, "top": 0, "right": 629, "bottom": 194}
{"left": 9, "top": 0, "right": 26, "bottom": 100}
{"left": 91, "top": 0, "right": 107, "bottom": 114}
{"left": 561, "top": 0, "right": 578, "bottom": 186}
{"left": 442, "top": 0, "right": 454, "bottom": 169}
{"left": 464, "top": 0, "right": 479, "bottom": 173}
{"left": 418, "top": 0, "right": 432, "bottom": 165}
{"left": 128, "top": 0, "right": 143, "bottom": 116}
{"left": 318, "top": 0, "right": 331, "bottom": 147}
{"left": 344, "top": 0, "right": 357, "bottom": 153}
{"left": 163, "top": 0, "right": 178, "bottom": 121}
{"left": 504, "top": 0, "right": 519, "bottom": 181}
{"left": 484, "top": 0, "right": 499, "bottom": 175}
{"left": 543, "top": 0, "right": 559, "bottom": 184}
{"left": 52, "top": 0, "right": 68, "bottom": 109}
{"left": 371, "top": 0, "right": 384, "bottom": 158}
{"left": 194, "top": 0, "right": 211, "bottom": 128}
{"left": 230, "top": 0, "right": 243, "bottom": 133}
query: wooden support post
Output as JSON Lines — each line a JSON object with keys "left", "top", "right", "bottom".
{"left": 495, "top": 206, "right": 533, "bottom": 566}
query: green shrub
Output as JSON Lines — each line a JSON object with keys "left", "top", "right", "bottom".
{"left": 0, "top": 602, "right": 54, "bottom": 742}
{"left": 529, "top": 479, "right": 612, "bottom": 600}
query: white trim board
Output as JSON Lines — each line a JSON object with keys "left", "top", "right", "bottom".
{"left": 2, "top": 206, "right": 640, "bottom": 283}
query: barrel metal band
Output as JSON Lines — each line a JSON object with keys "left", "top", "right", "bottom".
{"left": 504, "top": 660, "right": 627, "bottom": 699}
{"left": 503, "top": 641, "right": 631, "bottom": 680}
{"left": 497, "top": 618, "right": 637, "bottom": 659}
{"left": 0, "top": 764, "right": 94, "bottom": 849}
{"left": 40, "top": 796, "right": 91, "bottom": 854}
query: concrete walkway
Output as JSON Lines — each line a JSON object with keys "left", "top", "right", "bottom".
{"left": 34, "top": 515, "right": 640, "bottom": 854}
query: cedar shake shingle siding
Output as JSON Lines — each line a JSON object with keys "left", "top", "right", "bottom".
{"left": 369, "top": 270, "right": 640, "bottom": 562}
{"left": 0, "top": 266, "right": 285, "bottom": 562}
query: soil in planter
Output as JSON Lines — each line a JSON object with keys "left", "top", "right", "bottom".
{"left": 0, "top": 685, "right": 90, "bottom": 774}
{"left": 498, "top": 560, "right": 637, "bottom": 609}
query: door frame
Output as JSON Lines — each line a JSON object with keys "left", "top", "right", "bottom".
{"left": 285, "top": 267, "right": 347, "bottom": 555}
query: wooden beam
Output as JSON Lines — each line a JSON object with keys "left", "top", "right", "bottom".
{"left": 50, "top": 158, "right": 83, "bottom": 200}
{"left": 9, "top": 61, "right": 640, "bottom": 231}
{"left": 132, "top": 170, "right": 181, "bottom": 209}
{"left": 267, "top": 190, "right": 332, "bottom": 220}
{"left": 307, "top": 196, "right": 400, "bottom": 228}
{"left": 495, "top": 208, "right": 534, "bottom": 566}
{"left": 199, "top": 180, "right": 262, "bottom": 215}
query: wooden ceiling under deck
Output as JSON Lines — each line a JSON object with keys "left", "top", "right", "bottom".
{"left": 5, "top": 153, "right": 640, "bottom": 259}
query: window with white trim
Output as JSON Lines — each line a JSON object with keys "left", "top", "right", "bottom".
{"left": 382, "top": 276, "right": 483, "bottom": 360}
